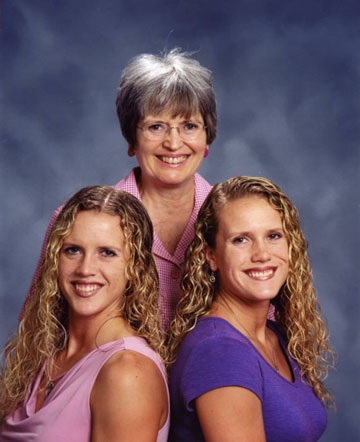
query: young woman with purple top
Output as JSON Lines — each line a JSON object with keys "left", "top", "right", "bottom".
{"left": 169, "top": 176, "right": 335, "bottom": 442}
{"left": 0, "top": 186, "right": 169, "bottom": 441}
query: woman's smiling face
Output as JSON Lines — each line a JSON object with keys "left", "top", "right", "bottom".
{"left": 134, "top": 109, "right": 208, "bottom": 189}
{"left": 58, "top": 210, "right": 129, "bottom": 320}
{"left": 206, "top": 196, "right": 289, "bottom": 305}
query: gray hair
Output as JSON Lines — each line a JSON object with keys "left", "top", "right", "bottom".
{"left": 116, "top": 48, "right": 217, "bottom": 147}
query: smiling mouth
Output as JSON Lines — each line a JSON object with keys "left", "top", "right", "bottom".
{"left": 157, "top": 155, "right": 188, "bottom": 164}
{"left": 73, "top": 283, "right": 102, "bottom": 297}
{"left": 245, "top": 268, "right": 276, "bottom": 280}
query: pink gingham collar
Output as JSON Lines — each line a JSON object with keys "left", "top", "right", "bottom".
{"left": 114, "top": 168, "right": 211, "bottom": 265}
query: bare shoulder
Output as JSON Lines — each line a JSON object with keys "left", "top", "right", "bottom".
{"left": 91, "top": 350, "right": 168, "bottom": 442}
{"left": 95, "top": 349, "right": 165, "bottom": 392}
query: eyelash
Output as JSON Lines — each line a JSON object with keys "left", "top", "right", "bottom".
{"left": 269, "top": 233, "right": 282, "bottom": 240}
{"left": 233, "top": 237, "right": 247, "bottom": 244}
{"left": 101, "top": 249, "right": 117, "bottom": 257}
{"left": 62, "top": 247, "right": 117, "bottom": 257}
{"left": 63, "top": 246, "right": 79, "bottom": 255}
{"left": 232, "top": 233, "right": 283, "bottom": 244}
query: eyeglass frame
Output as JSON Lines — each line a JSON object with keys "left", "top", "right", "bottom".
{"left": 137, "top": 121, "right": 207, "bottom": 141}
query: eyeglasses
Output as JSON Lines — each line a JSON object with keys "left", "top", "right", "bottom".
{"left": 137, "top": 121, "right": 206, "bottom": 141}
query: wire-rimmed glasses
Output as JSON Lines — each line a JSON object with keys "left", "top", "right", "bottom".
{"left": 137, "top": 121, "right": 206, "bottom": 141}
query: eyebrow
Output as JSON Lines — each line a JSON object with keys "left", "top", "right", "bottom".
{"left": 143, "top": 117, "right": 202, "bottom": 124}
{"left": 62, "top": 241, "right": 123, "bottom": 251}
{"left": 226, "top": 227, "right": 284, "bottom": 238}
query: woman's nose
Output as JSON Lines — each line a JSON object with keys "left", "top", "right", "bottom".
{"left": 75, "top": 255, "right": 96, "bottom": 276}
{"left": 163, "top": 126, "right": 183, "bottom": 150}
{"left": 251, "top": 242, "right": 271, "bottom": 262}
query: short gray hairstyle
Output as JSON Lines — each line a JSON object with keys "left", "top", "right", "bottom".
{"left": 116, "top": 49, "right": 217, "bottom": 147}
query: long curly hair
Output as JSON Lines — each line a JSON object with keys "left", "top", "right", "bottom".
{"left": 169, "top": 176, "right": 335, "bottom": 407}
{"left": 0, "top": 186, "right": 167, "bottom": 422}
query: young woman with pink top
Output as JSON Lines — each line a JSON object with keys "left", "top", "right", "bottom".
{"left": 0, "top": 186, "right": 169, "bottom": 441}
{"left": 22, "top": 49, "right": 216, "bottom": 330}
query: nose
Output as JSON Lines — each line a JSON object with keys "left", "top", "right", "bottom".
{"left": 163, "top": 126, "right": 183, "bottom": 151}
{"left": 251, "top": 241, "right": 271, "bottom": 262}
{"left": 75, "top": 254, "right": 96, "bottom": 276}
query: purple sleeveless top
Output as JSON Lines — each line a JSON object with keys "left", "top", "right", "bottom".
{"left": 1, "top": 337, "right": 169, "bottom": 442}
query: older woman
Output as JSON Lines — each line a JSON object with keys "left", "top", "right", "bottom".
{"left": 23, "top": 49, "right": 216, "bottom": 329}
{"left": 169, "top": 176, "right": 335, "bottom": 442}
{"left": 1, "top": 186, "right": 169, "bottom": 441}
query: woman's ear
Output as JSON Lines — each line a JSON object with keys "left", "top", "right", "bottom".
{"left": 127, "top": 144, "right": 135, "bottom": 157}
{"left": 205, "top": 245, "right": 218, "bottom": 271}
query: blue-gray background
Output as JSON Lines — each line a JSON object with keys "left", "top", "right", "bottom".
{"left": 1, "top": 0, "right": 359, "bottom": 440}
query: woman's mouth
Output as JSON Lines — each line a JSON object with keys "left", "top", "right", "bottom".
{"left": 245, "top": 268, "right": 276, "bottom": 280}
{"left": 73, "top": 283, "right": 103, "bottom": 297}
{"left": 157, "top": 155, "right": 188, "bottom": 165}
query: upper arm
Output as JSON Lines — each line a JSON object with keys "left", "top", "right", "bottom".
{"left": 90, "top": 351, "right": 168, "bottom": 442}
{"left": 196, "top": 386, "right": 266, "bottom": 442}
{"left": 180, "top": 336, "right": 265, "bottom": 441}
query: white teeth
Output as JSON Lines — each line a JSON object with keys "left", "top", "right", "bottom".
{"left": 75, "top": 284, "right": 100, "bottom": 294}
{"left": 160, "top": 156, "right": 187, "bottom": 164}
{"left": 247, "top": 269, "right": 274, "bottom": 278}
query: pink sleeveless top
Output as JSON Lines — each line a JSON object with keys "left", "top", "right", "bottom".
{"left": 1, "top": 337, "right": 170, "bottom": 442}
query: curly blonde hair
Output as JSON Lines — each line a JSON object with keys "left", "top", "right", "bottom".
{"left": 0, "top": 186, "right": 167, "bottom": 422}
{"left": 169, "top": 176, "right": 335, "bottom": 407}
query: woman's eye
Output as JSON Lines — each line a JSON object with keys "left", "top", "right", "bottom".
{"left": 147, "top": 123, "right": 166, "bottom": 133}
{"left": 269, "top": 233, "right": 282, "bottom": 240}
{"left": 183, "top": 122, "right": 199, "bottom": 131}
{"left": 63, "top": 246, "right": 80, "bottom": 255}
{"left": 233, "top": 236, "right": 247, "bottom": 244}
{"left": 101, "top": 249, "right": 117, "bottom": 257}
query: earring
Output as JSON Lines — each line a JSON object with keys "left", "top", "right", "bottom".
{"left": 209, "top": 271, "right": 216, "bottom": 283}
{"left": 204, "top": 147, "right": 209, "bottom": 158}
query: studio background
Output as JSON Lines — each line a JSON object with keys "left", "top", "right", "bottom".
{"left": 1, "top": 1, "right": 359, "bottom": 440}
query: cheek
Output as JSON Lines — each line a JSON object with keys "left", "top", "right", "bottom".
{"left": 110, "top": 266, "right": 128, "bottom": 287}
{"left": 192, "top": 139, "right": 207, "bottom": 152}
{"left": 135, "top": 138, "right": 154, "bottom": 154}
{"left": 57, "top": 259, "right": 75, "bottom": 290}
{"left": 218, "top": 248, "right": 245, "bottom": 274}
{"left": 282, "top": 246, "right": 290, "bottom": 264}
{"left": 57, "top": 262, "right": 67, "bottom": 286}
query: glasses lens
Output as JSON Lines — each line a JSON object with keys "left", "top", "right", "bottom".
{"left": 143, "top": 123, "right": 167, "bottom": 140}
{"left": 180, "top": 122, "right": 202, "bottom": 140}
{"left": 141, "top": 122, "right": 204, "bottom": 140}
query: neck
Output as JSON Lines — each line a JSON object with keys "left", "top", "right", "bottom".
{"left": 138, "top": 171, "right": 196, "bottom": 210}
{"left": 213, "top": 292, "right": 270, "bottom": 343}
{"left": 65, "top": 313, "right": 135, "bottom": 358}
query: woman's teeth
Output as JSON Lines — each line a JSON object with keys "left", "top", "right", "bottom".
{"left": 246, "top": 269, "right": 274, "bottom": 280}
{"left": 74, "top": 284, "right": 100, "bottom": 294}
{"left": 160, "top": 156, "right": 187, "bottom": 164}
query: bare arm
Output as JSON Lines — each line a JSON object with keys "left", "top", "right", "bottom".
{"left": 90, "top": 350, "right": 168, "bottom": 442}
{"left": 196, "top": 386, "right": 266, "bottom": 442}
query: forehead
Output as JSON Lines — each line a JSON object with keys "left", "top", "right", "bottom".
{"left": 217, "top": 196, "right": 283, "bottom": 233}
{"left": 142, "top": 107, "right": 203, "bottom": 122}
{"left": 67, "top": 210, "right": 124, "bottom": 244}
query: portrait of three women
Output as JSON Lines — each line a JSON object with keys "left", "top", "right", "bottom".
{"left": 0, "top": 49, "right": 334, "bottom": 442}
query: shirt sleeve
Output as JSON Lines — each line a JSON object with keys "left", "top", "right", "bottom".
{"left": 181, "top": 336, "right": 263, "bottom": 411}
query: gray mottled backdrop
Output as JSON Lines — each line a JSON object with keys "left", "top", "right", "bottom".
{"left": 1, "top": 0, "right": 359, "bottom": 440}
